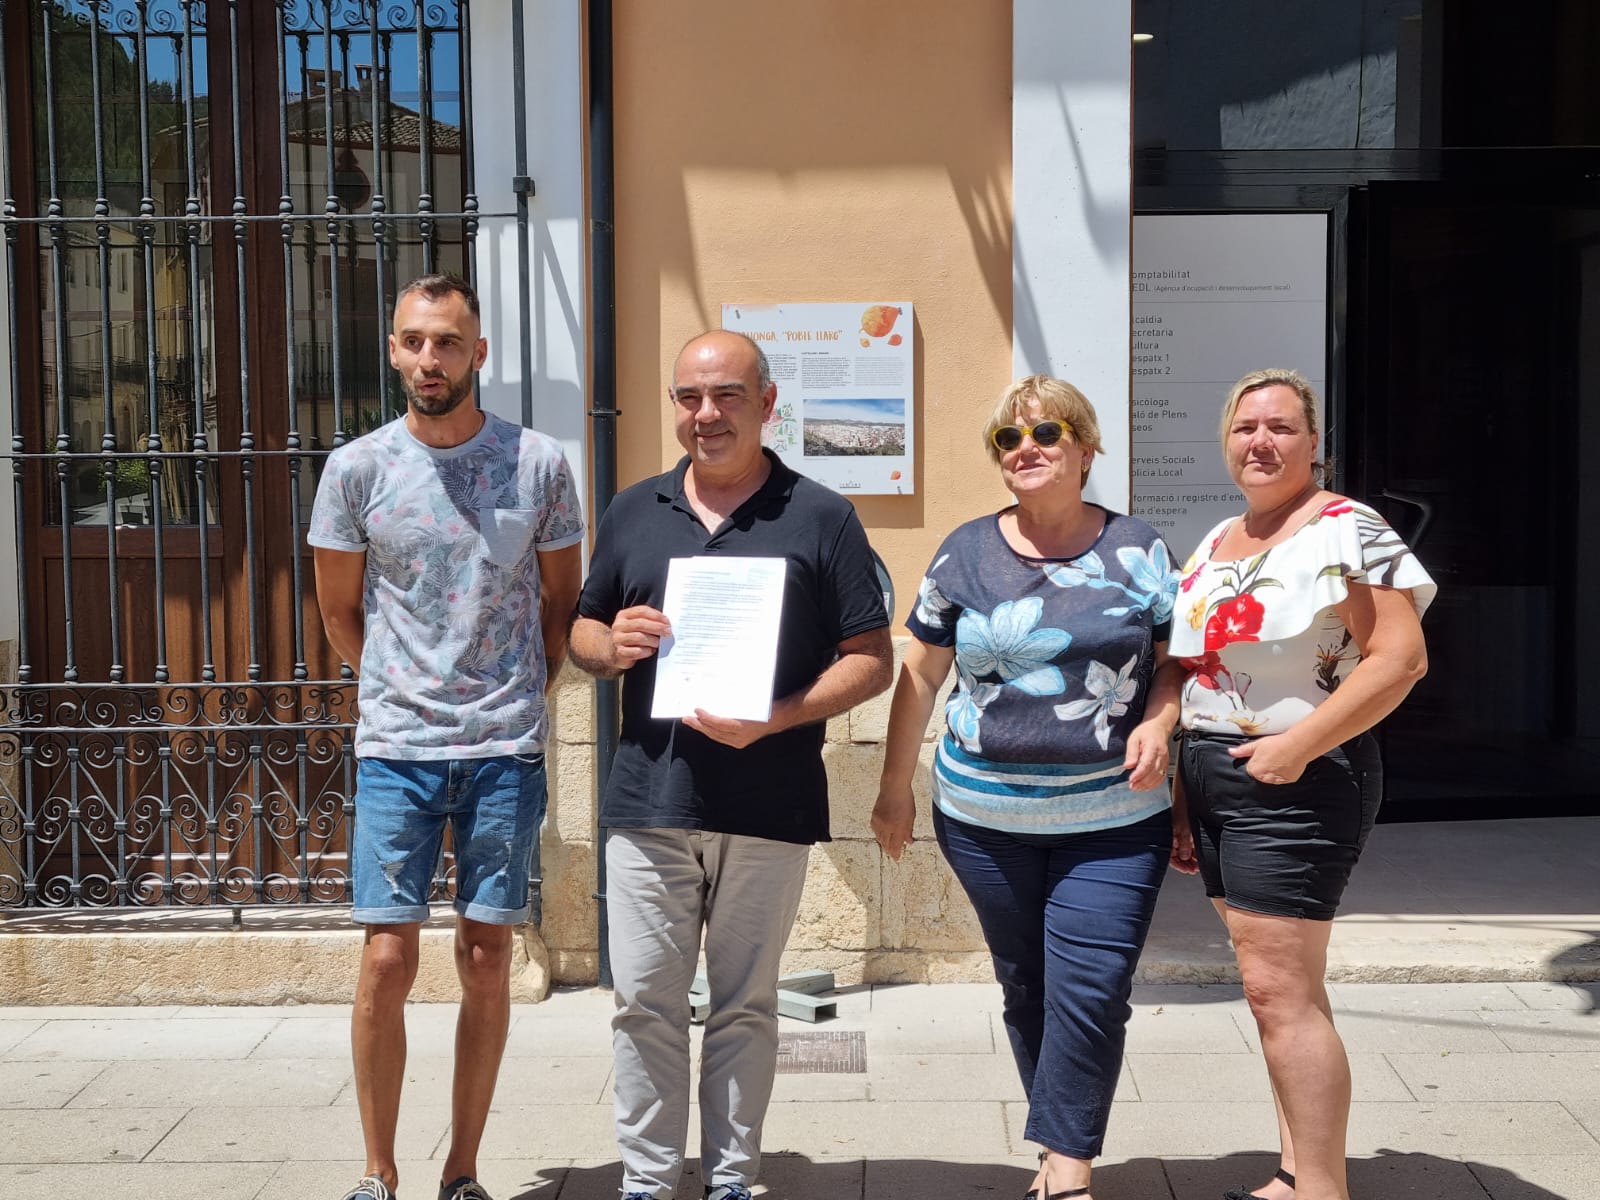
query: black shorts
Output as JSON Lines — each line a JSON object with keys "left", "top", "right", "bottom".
{"left": 1177, "top": 730, "right": 1382, "bottom": 921}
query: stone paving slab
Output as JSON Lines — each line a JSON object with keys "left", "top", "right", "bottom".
{"left": 69, "top": 1055, "right": 352, "bottom": 1108}
{"left": 0, "top": 1017, "right": 45, "bottom": 1055}
{"left": 328, "top": 1053, "right": 614, "bottom": 1108}
{"left": 1464, "top": 1153, "right": 1600, "bottom": 1200}
{"left": 1232, "top": 1007, "right": 1514, "bottom": 1054}
{"left": 3, "top": 1015, "right": 279, "bottom": 1060}
{"left": 2, "top": 1106, "right": 189, "bottom": 1163}
{"left": 865, "top": 1050, "right": 1029, "bottom": 1101}
{"left": 0, "top": 1058, "right": 108, "bottom": 1108}
{"left": 473, "top": 1102, "right": 619, "bottom": 1161}
{"left": 1120, "top": 1003, "right": 1254, "bottom": 1054}
{"left": 1327, "top": 980, "right": 1544, "bottom": 1011}
{"left": 847, "top": 1008, "right": 996, "bottom": 1055}
{"left": 764, "top": 1099, "right": 1009, "bottom": 1158}
{"left": 1475, "top": 1007, "right": 1600, "bottom": 1052}
{"left": 1124, "top": 1050, "right": 1414, "bottom": 1103}
{"left": 1344, "top": 1100, "right": 1600, "bottom": 1156}
{"left": 1384, "top": 1051, "right": 1600, "bottom": 1102}
{"left": 1505, "top": 981, "right": 1598, "bottom": 1011}
{"left": 1054, "top": 1100, "right": 1282, "bottom": 1159}
{"left": 146, "top": 1102, "right": 453, "bottom": 1162}
{"left": 0, "top": 1161, "right": 274, "bottom": 1200}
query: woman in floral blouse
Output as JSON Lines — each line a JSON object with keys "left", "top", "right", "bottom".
{"left": 1170, "top": 368, "right": 1434, "bottom": 1200}
{"left": 872, "top": 376, "right": 1182, "bottom": 1200}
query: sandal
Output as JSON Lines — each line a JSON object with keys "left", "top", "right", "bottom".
{"left": 1223, "top": 1167, "right": 1295, "bottom": 1200}
{"left": 1022, "top": 1150, "right": 1091, "bottom": 1200}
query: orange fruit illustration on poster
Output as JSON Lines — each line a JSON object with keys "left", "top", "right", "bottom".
{"left": 860, "top": 305, "right": 901, "bottom": 339}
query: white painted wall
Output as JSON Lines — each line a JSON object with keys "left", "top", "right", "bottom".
{"left": 1012, "top": 0, "right": 1133, "bottom": 510}
{"left": 471, "top": 2, "right": 588, "bottom": 517}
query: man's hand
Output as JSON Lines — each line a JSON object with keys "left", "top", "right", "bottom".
{"left": 609, "top": 606, "right": 672, "bottom": 670}
{"left": 682, "top": 708, "right": 779, "bottom": 749}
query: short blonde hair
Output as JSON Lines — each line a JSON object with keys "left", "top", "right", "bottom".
{"left": 983, "top": 375, "right": 1103, "bottom": 480}
{"left": 1219, "top": 368, "right": 1320, "bottom": 445}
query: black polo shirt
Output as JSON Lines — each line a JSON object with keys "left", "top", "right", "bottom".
{"left": 577, "top": 450, "right": 888, "bottom": 844}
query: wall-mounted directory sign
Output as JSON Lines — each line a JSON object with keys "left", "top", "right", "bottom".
{"left": 722, "top": 301, "right": 915, "bottom": 496}
{"left": 1129, "top": 214, "right": 1327, "bottom": 559}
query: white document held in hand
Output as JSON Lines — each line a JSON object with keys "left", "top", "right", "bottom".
{"left": 650, "top": 556, "right": 788, "bottom": 722}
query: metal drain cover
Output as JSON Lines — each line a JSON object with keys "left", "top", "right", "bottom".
{"left": 774, "top": 1029, "right": 866, "bottom": 1074}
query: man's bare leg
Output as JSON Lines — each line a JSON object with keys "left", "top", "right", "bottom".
{"left": 440, "top": 917, "right": 515, "bottom": 1185}
{"left": 352, "top": 922, "right": 423, "bottom": 1191}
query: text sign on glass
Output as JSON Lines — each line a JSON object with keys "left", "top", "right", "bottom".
{"left": 1129, "top": 214, "right": 1327, "bottom": 560}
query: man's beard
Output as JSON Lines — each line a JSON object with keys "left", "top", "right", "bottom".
{"left": 404, "top": 371, "right": 474, "bottom": 417}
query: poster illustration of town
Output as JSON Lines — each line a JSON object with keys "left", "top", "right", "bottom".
{"left": 721, "top": 301, "right": 914, "bottom": 496}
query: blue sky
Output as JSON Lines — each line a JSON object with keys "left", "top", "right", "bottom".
{"left": 804, "top": 398, "right": 906, "bottom": 424}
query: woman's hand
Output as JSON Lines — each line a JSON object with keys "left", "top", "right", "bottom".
{"left": 1169, "top": 811, "right": 1199, "bottom": 874}
{"left": 871, "top": 786, "right": 917, "bottom": 861}
{"left": 1228, "top": 733, "right": 1310, "bottom": 785}
{"left": 1123, "top": 720, "right": 1173, "bottom": 790}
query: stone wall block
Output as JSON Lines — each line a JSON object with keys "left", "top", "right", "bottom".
{"left": 538, "top": 835, "right": 597, "bottom": 960}
{"left": 547, "top": 738, "right": 598, "bottom": 843}
{"left": 789, "top": 841, "right": 879, "bottom": 951}
{"left": 551, "top": 672, "right": 597, "bottom": 744}
{"left": 847, "top": 636, "right": 957, "bottom": 744}
{"left": 879, "top": 839, "right": 984, "bottom": 951}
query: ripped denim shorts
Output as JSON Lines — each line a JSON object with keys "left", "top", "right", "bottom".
{"left": 350, "top": 754, "right": 547, "bottom": 925}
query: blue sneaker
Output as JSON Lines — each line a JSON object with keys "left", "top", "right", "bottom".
{"left": 705, "top": 1186, "right": 753, "bottom": 1200}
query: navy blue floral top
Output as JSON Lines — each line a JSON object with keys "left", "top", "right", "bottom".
{"left": 907, "top": 507, "right": 1179, "bottom": 833}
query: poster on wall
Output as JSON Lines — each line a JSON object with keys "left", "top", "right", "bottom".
{"left": 1129, "top": 214, "right": 1327, "bottom": 559}
{"left": 721, "top": 301, "right": 914, "bottom": 496}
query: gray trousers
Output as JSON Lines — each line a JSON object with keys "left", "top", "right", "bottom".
{"left": 606, "top": 828, "right": 811, "bottom": 1199}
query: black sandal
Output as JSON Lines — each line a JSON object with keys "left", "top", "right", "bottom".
{"left": 1022, "top": 1150, "right": 1091, "bottom": 1200}
{"left": 1223, "top": 1167, "right": 1295, "bottom": 1200}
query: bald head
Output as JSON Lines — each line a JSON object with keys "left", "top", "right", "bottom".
{"left": 673, "top": 330, "right": 771, "bottom": 393}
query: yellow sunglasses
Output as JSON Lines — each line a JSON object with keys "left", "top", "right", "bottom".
{"left": 991, "top": 420, "right": 1072, "bottom": 453}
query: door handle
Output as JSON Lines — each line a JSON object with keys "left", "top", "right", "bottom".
{"left": 1377, "top": 489, "right": 1435, "bottom": 550}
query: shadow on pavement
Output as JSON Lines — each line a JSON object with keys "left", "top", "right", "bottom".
{"left": 504, "top": 1150, "right": 1573, "bottom": 1200}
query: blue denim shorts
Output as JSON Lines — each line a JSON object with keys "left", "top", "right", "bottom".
{"left": 350, "top": 754, "right": 547, "bottom": 925}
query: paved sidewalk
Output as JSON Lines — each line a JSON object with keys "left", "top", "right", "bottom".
{"left": 2, "top": 979, "right": 1597, "bottom": 1200}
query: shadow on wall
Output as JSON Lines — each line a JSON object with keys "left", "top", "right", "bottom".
{"left": 613, "top": 0, "right": 1016, "bottom": 490}
{"left": 508, "top": 1151, "right": 1570, "bottom": 1200}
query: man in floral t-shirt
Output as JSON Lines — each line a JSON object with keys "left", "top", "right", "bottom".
{"left": 310, "top": 275, "right": 583, "bottom": 1200}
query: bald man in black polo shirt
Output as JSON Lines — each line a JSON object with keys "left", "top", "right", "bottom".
{"left": 570, "top": 330, "right": 892, "bottom": 1200}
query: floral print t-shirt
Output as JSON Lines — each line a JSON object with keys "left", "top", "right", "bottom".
{"left": 309, "top": 414, "right": 584, "bottom": 759}
{"left": 907, "top": 508, "right": 1179, "bottom": 834}
{"left": 1170, "top": 499, "right": 1436, "bottom": 737}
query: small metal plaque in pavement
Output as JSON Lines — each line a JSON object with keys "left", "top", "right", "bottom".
{"left": 774, "top": 1029, "right": 867, "bottom": 1074}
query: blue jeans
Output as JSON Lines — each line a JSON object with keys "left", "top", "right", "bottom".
{"left": 934, "top": 806, "right": 1169, "bottom": 1159}
{"left": 350, "top": 754, "right": 547, "bottom": 925}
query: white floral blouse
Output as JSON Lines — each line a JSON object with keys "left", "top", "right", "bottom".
{"left": 1170, "top": 499, "right": 1437, "bottom": 737}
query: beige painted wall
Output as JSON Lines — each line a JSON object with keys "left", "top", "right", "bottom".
{"left": 612, "top": 0, "right": 1018, "bottom": 613}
